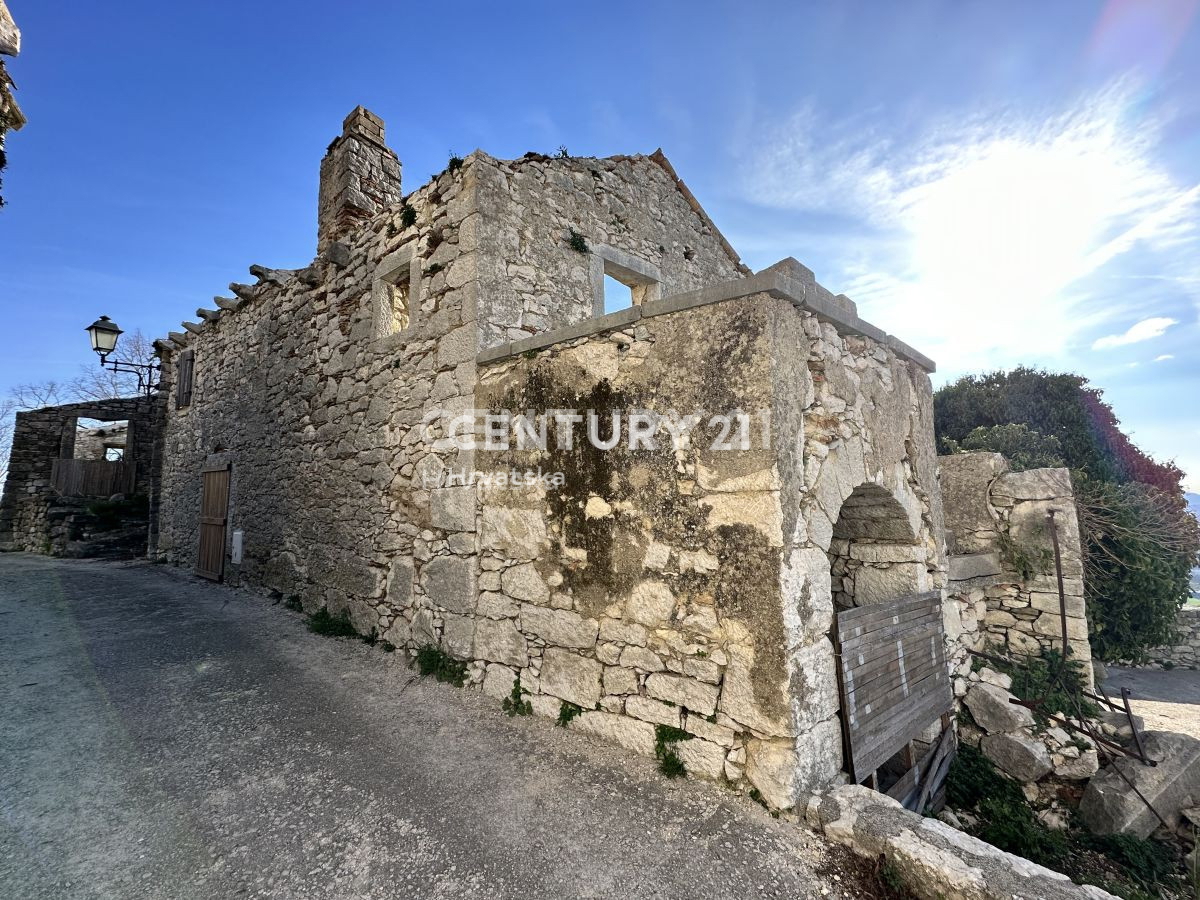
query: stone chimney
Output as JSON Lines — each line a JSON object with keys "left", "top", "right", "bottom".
{"left": 317, "top": 106, "right": 402, "bottom": 252}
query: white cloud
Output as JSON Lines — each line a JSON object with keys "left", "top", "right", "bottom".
{"left": 1092, "top": 316, "right": 1179, "bottom": 350}
{"left": 741, "top": 80, "right": 1200, "bottom": 376}
{"left": 1154, "top": 354, "right": 1175, "bottom": 362}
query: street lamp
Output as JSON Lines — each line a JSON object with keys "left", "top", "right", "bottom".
{"left": 84, "top": 315, "right": 162, "bottom": 397}
{"left": 86, "top": 315, "right": 123, "bottom": 358}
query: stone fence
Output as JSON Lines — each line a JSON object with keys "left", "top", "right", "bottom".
{"left": 938, "top": 452, "right": 1092, "bottom": 690}
{"left": 1146, "top": 607, "right": 1200, "bottom": 669}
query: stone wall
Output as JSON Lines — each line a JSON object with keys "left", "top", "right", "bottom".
{"left": 471, "top": 150, "right": 747, "bottom": 348}
{"left": 939, "top": 452, "right": 1092, "bottom": 689}
{"left": 73, "top": 422, "right": 128, "bottom": 460}
{"left": 0, "top": 396, "right": 163, "bottom": 554}
{"left": 465, "top": 273, "right": 943, "bottom": 808}
{"left": 1146, "top": 607, "right": 1200, "bottom": 668}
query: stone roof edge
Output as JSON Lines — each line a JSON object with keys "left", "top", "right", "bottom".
{"left": 476, "top": 270, "right": 936, "bottom": 373}
{"left": 495, "top": 147, "right": 751, "bottom": 277}
{"left": 646, "top": 149, "right": 753, "bottom": 277}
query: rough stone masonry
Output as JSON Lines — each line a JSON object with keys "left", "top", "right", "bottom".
{"left": 141, "top": 107, "right": 953, "bottom": 809}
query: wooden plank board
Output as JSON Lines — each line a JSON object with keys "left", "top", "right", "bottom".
{"left": 837, "top": 603, "right": 942, "bottom": 652}
{"left": 835, "top": 593, "right": 954, "bottom": 783}
{"left": 837, "top": 592, "right": 941, "bottom": 631}
{"left": 51, "top": 458, "right": 137, "bottom": 498}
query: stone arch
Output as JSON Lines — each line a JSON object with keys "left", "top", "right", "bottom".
{"left": 828, "top": 482, "right": 928, "bottom": 610}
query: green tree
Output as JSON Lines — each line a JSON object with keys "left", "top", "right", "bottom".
{"left": 945, "top": 423, "right": 1065, "bottom": 472}
{"left": 935, "top": 368, "right": 1200, "bottom": 660}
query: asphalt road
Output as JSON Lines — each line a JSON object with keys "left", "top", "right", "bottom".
{"left": 1103, "top": 664, "right": 1200, "bottom": 740}
{"left": 0, "top": 554, "right": 853, "bottom": 900}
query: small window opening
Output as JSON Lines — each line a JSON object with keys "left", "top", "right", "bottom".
{"left": 73, "top": 419, "right": 130, "bottom": 461}
{"left": 385, "top": 265, "right": 412, "bottom": 334}
{"left": 603, "top": 275, "right": 634, "bottom": 313}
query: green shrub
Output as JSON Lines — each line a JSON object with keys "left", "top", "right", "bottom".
{"left": 986, "top": 648, "right": 1099, "bottom": 725}
{"left": 944, "top": 423, "right": 1065, "bottom": 471}
{"left": 935, "top": 368, "right": 1200, "bottom": 662}
{"left": 415, "top": 645, "right": 467, "bottom": 686}
{"left": 556, "top": 701, "right": 582, "bottom": 728}
{"left": 501, "top": 676, "right": 532, "bottom": 717}
{"left": 1077, "top": 832, "right": 1176, "bottom": 890}
{"left": 654, "top": 724, "right": 692, "bottom": 779}
{"left": 946, "top": 745, "right": 1022, "bottom": 809}
{"left": 85, "top": 494, "right": 150, "bottom": 531}
{"left": 399, "top": 203, "right": 417, "bottom": 228}
{"left": 566, "top": 228, "right": 589, "bottom": 253}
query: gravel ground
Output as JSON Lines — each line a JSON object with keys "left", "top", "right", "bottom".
{"left": 0, "top": 553, "right": 862, "bottom": 900}
{"left": 1103, "top": 665, "right": 1200, "bottom": 741}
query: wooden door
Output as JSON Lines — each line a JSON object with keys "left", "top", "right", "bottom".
{"left": 197, "top": 463, "right": 230, "bottom": 581}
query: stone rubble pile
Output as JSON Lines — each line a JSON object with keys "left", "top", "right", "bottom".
{"left": 960, "top": 672, "right": 1099, "bottom": 823}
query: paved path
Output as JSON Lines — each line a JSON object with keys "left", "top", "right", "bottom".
{"left": 1104, "top": 665, "right": 1200, "bottom": 740}
{"left": 0, "top": 554, "right": 851, "bottom": 900}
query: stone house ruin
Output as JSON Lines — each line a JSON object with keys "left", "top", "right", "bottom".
{"left": 0, "top": 396, "right": 163, "bottom": 556}
{"left": 1, "top": 108, "right": 1098, "bottom": 811}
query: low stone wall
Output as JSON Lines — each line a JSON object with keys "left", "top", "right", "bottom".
{"left": 1146, "top": 607, "right": 1200, "bottom": 668}
{"left": 939, "top": 453, "right": 1092, "bottom": 691}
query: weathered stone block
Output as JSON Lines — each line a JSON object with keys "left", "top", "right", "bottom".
{"left": 599, "top": 618, "right": 647, "bottom": 646}
{"left": 646, "top": 673, "right": 719, "bottom": 716}
{"left": 981, "top": 732, "right": 1052, "bottom": 782}
{"left": 431, "top": 486, "right": 475, "bottom": 532}
{"left": 619, "top": 645, "right": 665, "bottom": 672}
{"left": 422, "top": 555, "right": 476, "bottom": 614}
{"left": 570, "top": 711, "right": 656, "bottom": 756}
{"left": 386, "top": 557, "right": 414, "bottom": 607}
{"left": 482, "top": 663, "right": 517, "bottom": 700}
{"left": 1079, "top": 731, "right": 1200, "bottom": 837}
{"left": 502, "top": 563, "right": 549, "bottom": 604}
{"left": 676, "top": 737, "right": 726, "bottom": 780}
{"left": 625, "top": 580, "right": 676, "bottom": 627}
{"left": 480, "top": 506, "right": 547, "bottom": 559}
{"left": 964, "top": 683, "right": 1035, "bottom": 734}
{"left": 625, "top": 695, "right": 681, "bottom": 727}
{"left": 520, "top": 604, "right": 598, "bottom": 649}
{"left": 602, "top": 665, "right": 639, "bottom": 696}
{"left": 474, "top": 618, "right": 527, "bottom": 667}
{"left": 745, "top": 738, "right": 799, "bottom": 809}
{"left": 718, "top": 645, "right": 791, "bottom": 738}
{"left": 539, "top": 649, "right": 602, "bottom": 708}
{"left": 853, "top": 563, "right": 927, "bottom": 606}
{"left": 432, "top": 614, "right": 473, "bottom": 662}
{"left": 948, "top": 552, "right": 1002, "bottom": 582}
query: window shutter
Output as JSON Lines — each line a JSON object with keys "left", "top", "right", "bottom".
{"left": 176, "top": 350, "right": 194, "bottom": 409}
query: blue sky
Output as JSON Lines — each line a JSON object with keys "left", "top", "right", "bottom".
{"left": 2, "top": 1, "right": 1198, "bottom": 486}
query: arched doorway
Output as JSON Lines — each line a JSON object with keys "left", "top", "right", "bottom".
{"left": 829, "top": 482, "right": 927, "bottom": 612}
{"left": 826, "top": 482, "right": 953, "bottom": 803}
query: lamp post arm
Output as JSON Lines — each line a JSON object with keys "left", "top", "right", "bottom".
{"left": 98, "top": 356, "right": 162, "bottom": 397}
